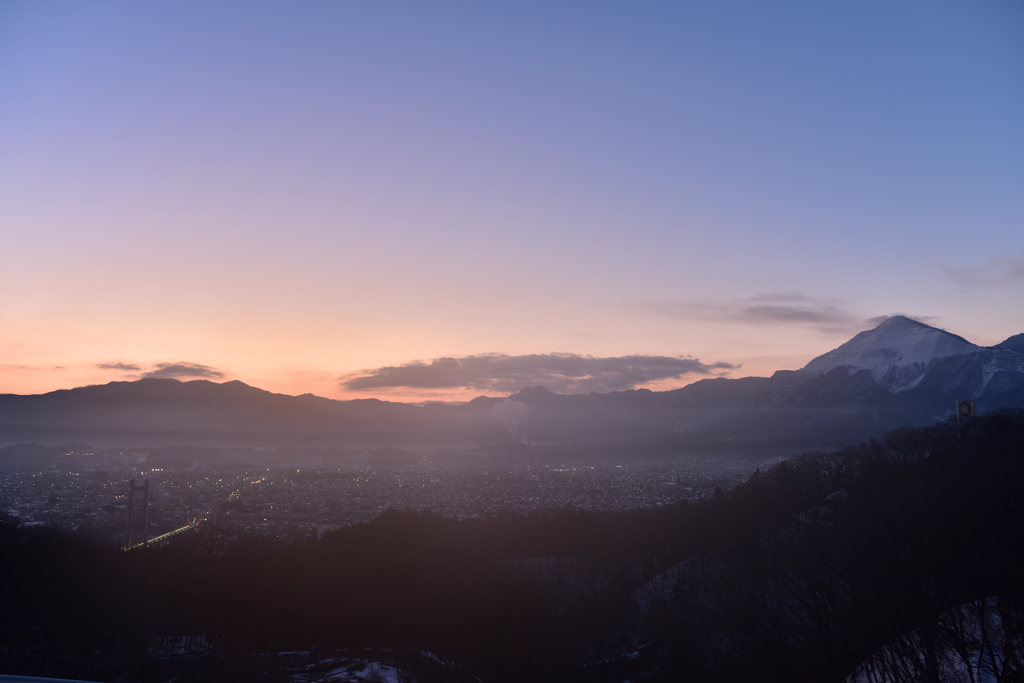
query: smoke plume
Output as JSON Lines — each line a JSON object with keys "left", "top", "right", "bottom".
{"left": 492, "top": 399, "right": 528, "bottom": 443}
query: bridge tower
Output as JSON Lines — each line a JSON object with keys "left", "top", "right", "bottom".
{"left": 126, "top": 479, "right": 150, "bottom": 548}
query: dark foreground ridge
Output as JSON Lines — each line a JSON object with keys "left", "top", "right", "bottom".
{"left": 2, "top": 410, "right": 1023, "bottom": 682}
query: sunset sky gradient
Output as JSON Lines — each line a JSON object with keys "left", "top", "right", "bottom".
{"left": 2, "top": 1, "right": 1022, "bottom": 401}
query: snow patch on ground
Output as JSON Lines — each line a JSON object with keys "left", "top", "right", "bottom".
{"left": 848, "top": 597, "right": 1010, "bottom": 683}
{"left": 320, "top": 661, "right": 406, "bottom": 683}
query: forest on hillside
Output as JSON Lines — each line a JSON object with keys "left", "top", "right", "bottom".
{"left": 2, "top": 411, "right": 1023, "bottom": 682}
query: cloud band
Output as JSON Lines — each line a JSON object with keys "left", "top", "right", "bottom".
{"left": 341, "top": 353, "right": 734, "bottom": 395}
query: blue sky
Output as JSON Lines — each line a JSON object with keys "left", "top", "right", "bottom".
{"left": 1, "top": 1, "right": 1022, "bottom": 400}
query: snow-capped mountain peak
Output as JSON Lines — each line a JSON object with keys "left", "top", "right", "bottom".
{"left": 799, "top": 316, "right": 981, "bottom": 391}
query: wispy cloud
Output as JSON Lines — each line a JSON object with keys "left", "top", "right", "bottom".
{"left": 943, "top": 258, "right": 1024, "bottom": 288}
{"left": 97, "top": 362, "right": 142, "bottom": 371}
{"left": 642, "top": 294, "right": 941, "bottom": 335}
{"left": 142, "top": 362, "right": 224, "bottom": 380}
{"left": 865, "top": 314, "right": 940, "bottom": 327}
{"left": 96, "top": 361, "right": 224, "bottom": 380}
{"left": 341, "top": 353, "right": 735, "bottom": 395}
{"left": 642, "top": 293, "right": 861, "bottom": 332}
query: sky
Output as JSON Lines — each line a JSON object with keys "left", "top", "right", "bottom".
{"left": 1, "top": 0, "right": 1022, "bottom": 402}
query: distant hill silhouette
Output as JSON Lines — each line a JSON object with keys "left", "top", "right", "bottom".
{"left": 1, "top": 317, "right": 1022, "bottom": 451}
{"left": 992, "top": 332, "right": 1024, "bottom": 354}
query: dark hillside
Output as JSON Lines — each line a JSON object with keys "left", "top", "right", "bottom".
{"left": 1, "top": 412, "right": 1022, "bottom": 681}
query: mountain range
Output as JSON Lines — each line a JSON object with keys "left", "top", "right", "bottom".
{"left": 2, "top": 316, "right": 1022, "bottom": 452}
